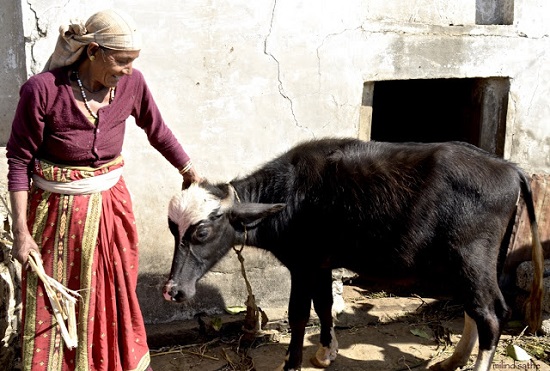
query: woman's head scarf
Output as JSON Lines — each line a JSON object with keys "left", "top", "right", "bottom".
{"left": 43, "top": 9, "right": 142, "bottom": 71}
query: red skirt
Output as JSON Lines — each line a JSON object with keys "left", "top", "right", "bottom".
{"left": 21, "top": 159, "right": 150, "bottom": 371}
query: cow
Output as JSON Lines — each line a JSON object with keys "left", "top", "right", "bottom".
{"left": 163, "top": 138, "right": 543, "bottom": 371}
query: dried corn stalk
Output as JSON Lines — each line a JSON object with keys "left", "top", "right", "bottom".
{"left": 28, "top": 251, "right": 80, "bottom": 349}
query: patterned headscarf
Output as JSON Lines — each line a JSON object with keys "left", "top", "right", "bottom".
{"left": 43, "top": 9, "right": 142, "bottom": 71}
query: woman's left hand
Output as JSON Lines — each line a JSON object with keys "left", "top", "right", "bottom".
{"left": 182, "top": 166, "right": 202, "bottom": 189}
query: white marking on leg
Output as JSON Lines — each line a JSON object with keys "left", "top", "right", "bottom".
{"left": 275, "top": 366, "right": 298, "bottom": 371}
{"left": 310, "top": 327, "right": 338, "bottom": 368}
{"left": 472, "top": 346, "right": 496, "bottom": 371}
{"left": 275, "top": 365, "right": 297, "bottom": 371}
{"left": 431, "top": 312, "right": 478, "bottom": 370}
{"left": 328, "top": 327, "right": 338, "bottom": 360}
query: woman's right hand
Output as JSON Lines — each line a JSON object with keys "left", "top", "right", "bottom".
{"left": 11, "top": 230, "right": 40, "bottom": 269}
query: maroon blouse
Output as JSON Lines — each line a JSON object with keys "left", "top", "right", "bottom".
{"left": 7, "top": 67, "right": 190, "bottom": 191}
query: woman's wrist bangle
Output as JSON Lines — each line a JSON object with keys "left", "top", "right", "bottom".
{"left": 179, "top": 161, "right": 193, "bottom": 175}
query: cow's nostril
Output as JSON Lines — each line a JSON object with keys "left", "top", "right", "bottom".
{"left": 162, "top": 280, "right": 177, "bottom": 301}
{"left": 162, "top": 291, "right": 173, "bottom": 301}
{"left": 174, "top": 291, "right": 186, "bottom": 302}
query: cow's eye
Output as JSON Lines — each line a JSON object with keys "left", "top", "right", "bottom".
{"left": 192, "top": 224, "right": 211, "bottom": 243}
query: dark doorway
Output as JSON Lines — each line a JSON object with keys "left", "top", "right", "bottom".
{"left": 367, "top": 78, "right": 510, "bottom": 156}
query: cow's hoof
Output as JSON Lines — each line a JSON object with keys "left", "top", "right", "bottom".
{"left": 428, "top": 357, "right": 467, "bottom": 371}
{"left": 310, "top": 345, "right": 337, "bottom": 368}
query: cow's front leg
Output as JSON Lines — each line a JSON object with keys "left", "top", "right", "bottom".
{"left": 278, "top": 272, "right": 313, "bottom": 370}
{"left": 310, "top": 268, "right": 338, "bottom": 368}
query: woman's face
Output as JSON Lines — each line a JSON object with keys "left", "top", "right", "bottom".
{"left": 92, "top": 46, "right": 140, "bottom": 88}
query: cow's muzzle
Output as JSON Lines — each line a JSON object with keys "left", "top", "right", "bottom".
{"left": 163, "top": 279, "right": 196, "bottom": 302}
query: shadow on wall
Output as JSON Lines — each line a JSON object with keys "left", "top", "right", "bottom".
{"left": 137, "top": 273, "right": 228, "bottom": 324}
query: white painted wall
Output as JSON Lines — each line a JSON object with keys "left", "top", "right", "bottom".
{"left": 2, "top": 0, "right": 549, "bottom": 322}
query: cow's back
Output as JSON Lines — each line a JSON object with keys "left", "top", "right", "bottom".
{"left": 251, "top": 139, "right": 521, "bottom": 283}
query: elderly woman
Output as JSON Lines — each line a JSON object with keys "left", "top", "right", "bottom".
{"left": 7, "top": 9, "right": 199, "bottom": 371}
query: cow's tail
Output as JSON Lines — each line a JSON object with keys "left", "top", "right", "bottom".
{"left": 519, "top": 172, "right": 544, "bottom": 333}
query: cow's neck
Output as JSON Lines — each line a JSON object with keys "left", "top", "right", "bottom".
{"left": 230, "top": 164, "right": 292, "bottom": 202}
{"left": 229, "top": 177, "right": 286, "bottom": 250}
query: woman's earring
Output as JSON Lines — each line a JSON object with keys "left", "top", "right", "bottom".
{"left": 90, "top": 55, "right": 96, "bottom": 61}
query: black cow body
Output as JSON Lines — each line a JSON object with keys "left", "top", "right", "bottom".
{"left": 164, "top": 138, "right": 543, "bottom": 371}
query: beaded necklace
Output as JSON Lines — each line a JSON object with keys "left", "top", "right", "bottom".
{"left": 73, "top": 71, "right": 115, "bottom": 120}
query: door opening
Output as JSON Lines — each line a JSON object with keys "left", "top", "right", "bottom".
{"left": 361, "top": 78, "right": 510, "bottom": 156}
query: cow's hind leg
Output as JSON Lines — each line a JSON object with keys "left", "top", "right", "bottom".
{"left": 467, "top": 259, "right": 511, "bottom": 371}
{"left": 431, "top": 268, "right": 510, "bottom": 371}
{"left": 431, "top": 300, "right": 507, "bottom": 371}
{"left": 430, "top": 312, "right": 478, "bottom": 370}
{"left": 310, "top": 268, "right": 338, "bottom": 368}
{"left": 467, "top": 295, "right": 510, "bottom": 371}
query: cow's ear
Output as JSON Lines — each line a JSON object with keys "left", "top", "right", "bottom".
{"left": 229, "top": 203, "right": 286, "bottom": 229}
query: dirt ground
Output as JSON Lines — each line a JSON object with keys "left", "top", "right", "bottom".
{"left": 147, "top": 285, "right": 550, "bottom": 371}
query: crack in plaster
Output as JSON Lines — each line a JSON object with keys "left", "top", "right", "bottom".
{"left": 526, "top": 52, "right": 546, "bottom": 118}
{"left": 25, "top": 0, "right": 48, "bottom": 74}
{"left": 507, "top": 92, "right": 519, "bottom": 158}
{"left": 263, "top": 0, "right": 314, "bottom": 137}
{"left": 26, "top": 1, "right": 47, "bottom": 38}
{"left": 316, "top": 26, "right": 363, "bottom": 87}
{"left": 316, "top": 26, "right": 364, "bottom": 131}
{"left": 527, "top": 80, "right": 540, "bottom": 119}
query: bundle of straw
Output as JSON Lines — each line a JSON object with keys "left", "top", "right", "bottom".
{"left": 28, "top": 250, "right": 81, "bottom": 349}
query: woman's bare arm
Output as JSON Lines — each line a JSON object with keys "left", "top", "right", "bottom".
{"left": 9, "top": 190, "right": 39, "bottom": 266}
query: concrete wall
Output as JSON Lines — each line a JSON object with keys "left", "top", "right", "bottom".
{"left": 0, "top": 1, "right": 26, "bottom": 147}
{"left": 1, "top": 0, "right": 549, "bottom": 323}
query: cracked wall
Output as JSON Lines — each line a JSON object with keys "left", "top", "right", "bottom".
{"left": 0, "top": 0, "right": 549, "bottom": 323}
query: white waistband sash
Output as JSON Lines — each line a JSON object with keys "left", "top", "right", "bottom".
{"left": 32, "top": 167, "right": 123, "bottom": 195}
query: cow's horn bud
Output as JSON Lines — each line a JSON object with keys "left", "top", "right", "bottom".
{"left": 221, "top": 183, "right": 237, "bottom": 210}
